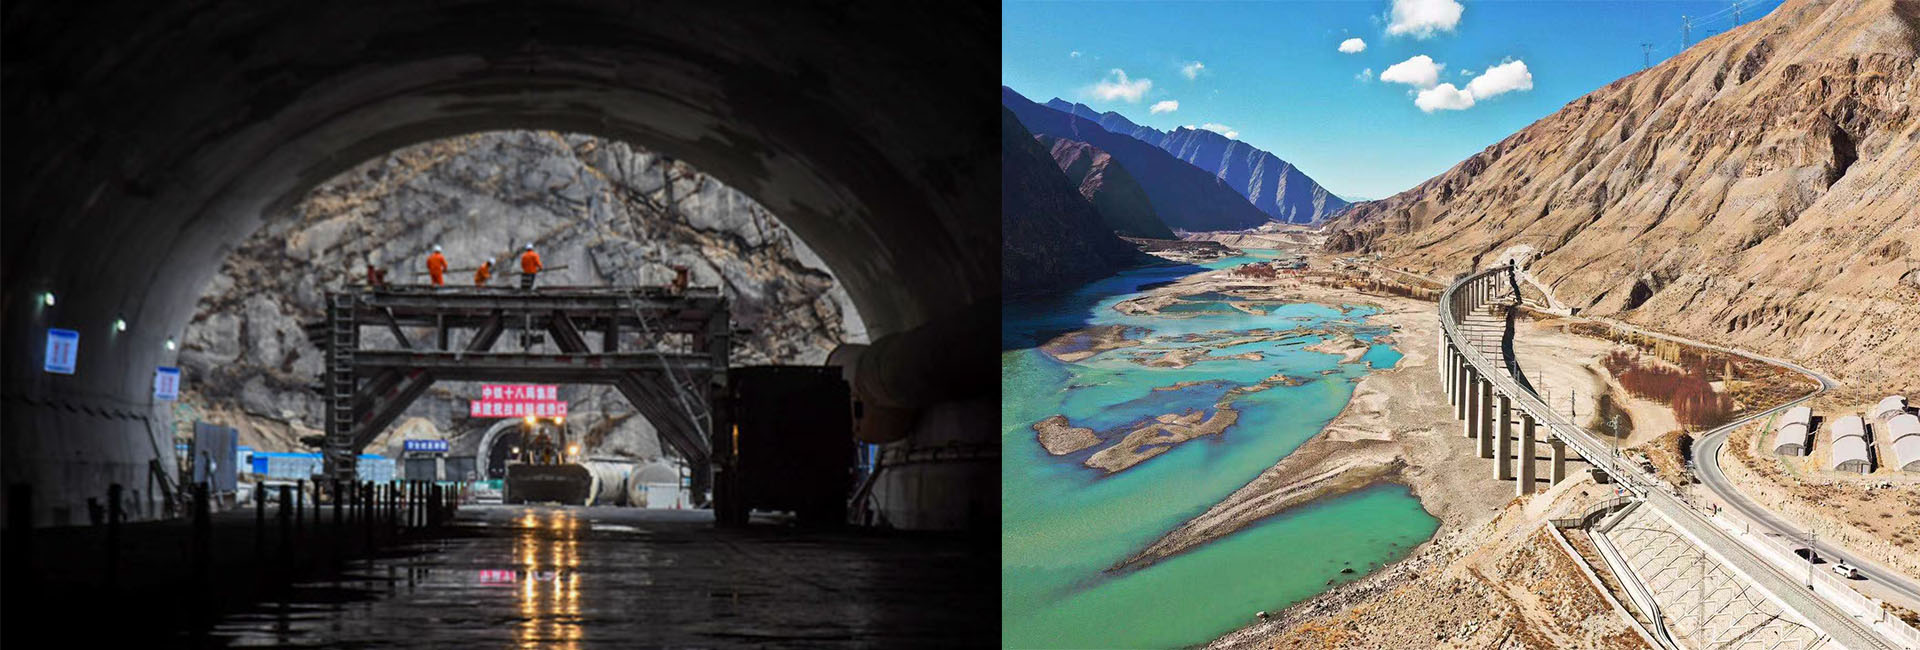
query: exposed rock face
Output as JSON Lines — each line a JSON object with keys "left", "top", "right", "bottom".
{"left": 179, "top": 131, "right": 862, "bottom": 458}
{"left": 1036, "top": 136, "right": 1174, "bottom": 239}
{"left": 1004, "top": 86, "right": 1274, "bottom": 232}
{"left": 1159, "top": 127, "right": 1349, "bottom": 224}
{"left": 1326, "top": 0, "right": 1920, "bottom": 393}
{"left": 1045, "top": 98, "right": 1350, "bottom": 224}
{"left": 1002, "top": 107, "right": 1154, "bottom": 295}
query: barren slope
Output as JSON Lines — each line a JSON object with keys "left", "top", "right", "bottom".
{"left": 1329, "top": 0, "right": 1920, "bottom": 394}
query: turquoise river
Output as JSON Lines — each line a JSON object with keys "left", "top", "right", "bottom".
{"left": 1002, "top": 251, "right": 1441, "bottom": 649}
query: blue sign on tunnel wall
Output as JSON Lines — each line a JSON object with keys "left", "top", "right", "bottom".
{"left": 44, "top": 328, "right": 78, "bottom": 374}
{"left": 154, "top": 367, "right": 181, "bottom": 401}
{"left": 404, "top": 439, "right": 449, "bottom": 453}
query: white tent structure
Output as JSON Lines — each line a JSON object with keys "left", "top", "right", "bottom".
{"left": 1871, "top": 395, "right": 1909, "bottom": 423}
{"left": 1773, "top": 406, "right": 1813, "bottom": 456}
{"left": 1888, "top": 413, "right": 1920, "bottom": 473}
{"left": 1827, "top": 415, "right": 1871, "bottom": 474}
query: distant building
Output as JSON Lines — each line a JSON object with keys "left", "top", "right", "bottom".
{"left": 1772, "top": 406, "right": 1812, "bottom": 456}
{"left": 1870, "top": 395, "right": 1909, "bottom": 423}
{"left": 1827, "top": 415, "right": 1871, "bottom": 474}
{"left": 1888, "top": 413, "right": 1920, "bottom": 473}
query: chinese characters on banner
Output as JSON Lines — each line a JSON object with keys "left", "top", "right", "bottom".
{"left": 479, "top": 384, "right": 558, "bottom": 401}
{"left": 469, "top": 384, "right": 567, "bottom": 418}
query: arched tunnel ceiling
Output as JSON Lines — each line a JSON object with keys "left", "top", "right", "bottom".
{"left": 2, "top": 1, "right": 997, "bottom": 520}
{"left": 5, "top": 0, "right": 996, "bottom": 340}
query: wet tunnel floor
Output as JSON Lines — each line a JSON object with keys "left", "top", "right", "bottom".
{"left": 206, "top": 506, "right": 992, "bottom": 648}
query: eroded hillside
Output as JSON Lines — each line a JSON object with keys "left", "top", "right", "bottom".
{"left": 1329, "top": 0, "right": 1920, "bottom": 394}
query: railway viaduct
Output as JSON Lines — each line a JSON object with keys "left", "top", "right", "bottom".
{"left": 1438, "top": 264, "right": 1897, "bottom": 649}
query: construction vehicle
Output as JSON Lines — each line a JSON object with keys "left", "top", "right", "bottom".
{"left": 502, "top": 415, "right": 592, "bottom": 505}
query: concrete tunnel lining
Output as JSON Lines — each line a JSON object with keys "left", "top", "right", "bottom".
{"left": 3, "top": 0, "right": 999, "bottom": 526}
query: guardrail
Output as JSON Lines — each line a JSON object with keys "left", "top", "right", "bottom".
{"left": 1439, "top": 264, "right": 1897, "bottom": 650}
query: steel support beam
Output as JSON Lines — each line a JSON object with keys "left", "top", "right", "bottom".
{"left": 352, "top": 351, "right": 712, "bottom": 375}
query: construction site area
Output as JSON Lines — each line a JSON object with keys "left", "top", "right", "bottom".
{"left": 2, "top": 2, "right": 996, "bottom": 646}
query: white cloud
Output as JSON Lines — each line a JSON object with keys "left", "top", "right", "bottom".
{"left": 1380, "top": 55, "right": 1444, "bottom": 89}
{"left": 1356, "top": 67, "right": 1374, "bottom": 82}
{"left": 1150, "top": 100, "right": 1180, "bottom": 114}
{"left": 1181, "top": 61, "right": 1206, "bottom": 80}
{"left": 1338, "top": 38, "right": 1367, "bottom": 54}
{"left": 1399, "top": 58, "right": 1535, "bottom": 113}
{"left": 1070, "top": 50, "right": 1082, "bottom": 58}
{"left": 1414, "top": 83, "right": 1475, "bottom": 112}
{"left": 1183, "top": 124, "right": 1198, "bottom": 130}
{"left": 1386, "top": 0, "right": 1464, "bottom": 39}
{"left": 1089, "top": 69, "right": 1153, "bottom": 102}
{"left": 1200, "top": 123, "right": 1239, "bottom": 139}
{"left": 1464, "top": 59, "right": 1533, "bottom": 100}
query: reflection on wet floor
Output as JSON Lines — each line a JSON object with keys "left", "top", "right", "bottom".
{"left": 207, "top": 505, "right": 990, "bottom": 647}
{"left": 516, "top": 508, "right": 582, "bottom": 648}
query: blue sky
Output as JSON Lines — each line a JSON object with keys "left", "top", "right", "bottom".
{"left": 1003, "top": 0, "right": 1783, "bottom": 200}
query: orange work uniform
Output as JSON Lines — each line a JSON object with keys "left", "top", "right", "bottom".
{"left": 426, "top": 251, "right": 448, "bottom": 286}
{"left": 519, "top": 250, "right": 543, "bottom": 274}
{"left": 474, "top": 261, "right": 492, "bottom": 286}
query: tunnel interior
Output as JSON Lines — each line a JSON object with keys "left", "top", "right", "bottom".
{"left": 4, "top": 1, "right": 998, "bottom": 530}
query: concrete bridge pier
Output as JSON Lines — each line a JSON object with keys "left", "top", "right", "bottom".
{"left": 1549, "top": 437, "right": 1568, "bottom": 483}
{"left": 1518, "top": 414, "right": 1537, "bottom": 496}
{"left": 1443, "top": 344, "right": 1455, "bottom": 405}
{"left": 1476, "top": 380, "right": 1495, "bottom": 459}
{"left": 1443, "top": 350, "right": 1459, "bottom": 417}
{"left": 1495, "top": 394, "right": 1513, "bottom": 479}
{"left": 1462, "top": 366, "right": 1479, "bottom": 436}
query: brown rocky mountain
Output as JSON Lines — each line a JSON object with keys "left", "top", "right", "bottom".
{"left": 1036, "top": 136, "right": 1175, "bottom": 239}
{"left": 1002, "top": 107, "right": 1154, "bottom": 295}
{"left": 1328, "top": 0, "right": 1920, "bottom": 393}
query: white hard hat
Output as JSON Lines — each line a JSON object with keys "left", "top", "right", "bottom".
{"left": 489, "top": 257, "right": 497, "bottom": 264}
{"left": 525, "top": 243, "right": 535, "bottom": 250}
{"left": 433, "top": 244, "right": 442, "bottom": 252}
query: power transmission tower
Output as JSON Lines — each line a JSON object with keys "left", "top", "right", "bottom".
{"left": 1682, "top": 15, "right": 1693, "bottom": 48}
{"left": 1641, "top": 43, "right": 1654, "bottom": 69}
{"left": 1732, "top": 0, "right": 1743, "bottom": 24}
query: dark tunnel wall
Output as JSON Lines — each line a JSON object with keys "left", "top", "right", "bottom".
{"left": 2, "top": 1, "right": 998, "bottom": 526}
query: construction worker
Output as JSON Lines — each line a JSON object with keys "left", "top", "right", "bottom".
{"left": 366, "top": 252, "right": 387, "bottom": 287}
{"left": 426, "top": 245, "right": 448, "bottom": 286}
{"left": 475, "top": 257, "right": 494, "bottom": 286}
{"left": 519, "top": 243, "right": 543, "bottom": 290}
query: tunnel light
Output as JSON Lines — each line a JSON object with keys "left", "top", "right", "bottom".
{"left": 555, "top": 416, "right": 565, "bottom": 425}
{"left": 114, "top": 318, "right": 127, "bottom": 332}
{"left": 165, "top": 337, "right": 177, "bottom": 351}
{"left": 524, "top": 415, "right": 537, "bottom": 426}
{"left": 567, "top": 444, "right": 579, "bottom": 456}
{"left": 42, "top": 292, "right": 55, "bottom": 307}
{"left": 511, "top": 446, "right": 521, "bottom": 455}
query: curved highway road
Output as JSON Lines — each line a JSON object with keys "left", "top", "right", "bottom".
{"left": 1588, "top": 319, "right": 1920, "bottom": 612}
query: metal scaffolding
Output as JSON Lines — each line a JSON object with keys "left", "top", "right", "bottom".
{"left": 307, "top": 285, "right": 730, "bottom": 499}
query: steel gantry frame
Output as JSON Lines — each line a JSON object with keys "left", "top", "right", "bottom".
{"left": 310, "top": 285, "right": 730, "bottom": 499}
{"left": 1437, "top": 263, "right": 1895, "bottom": 650}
